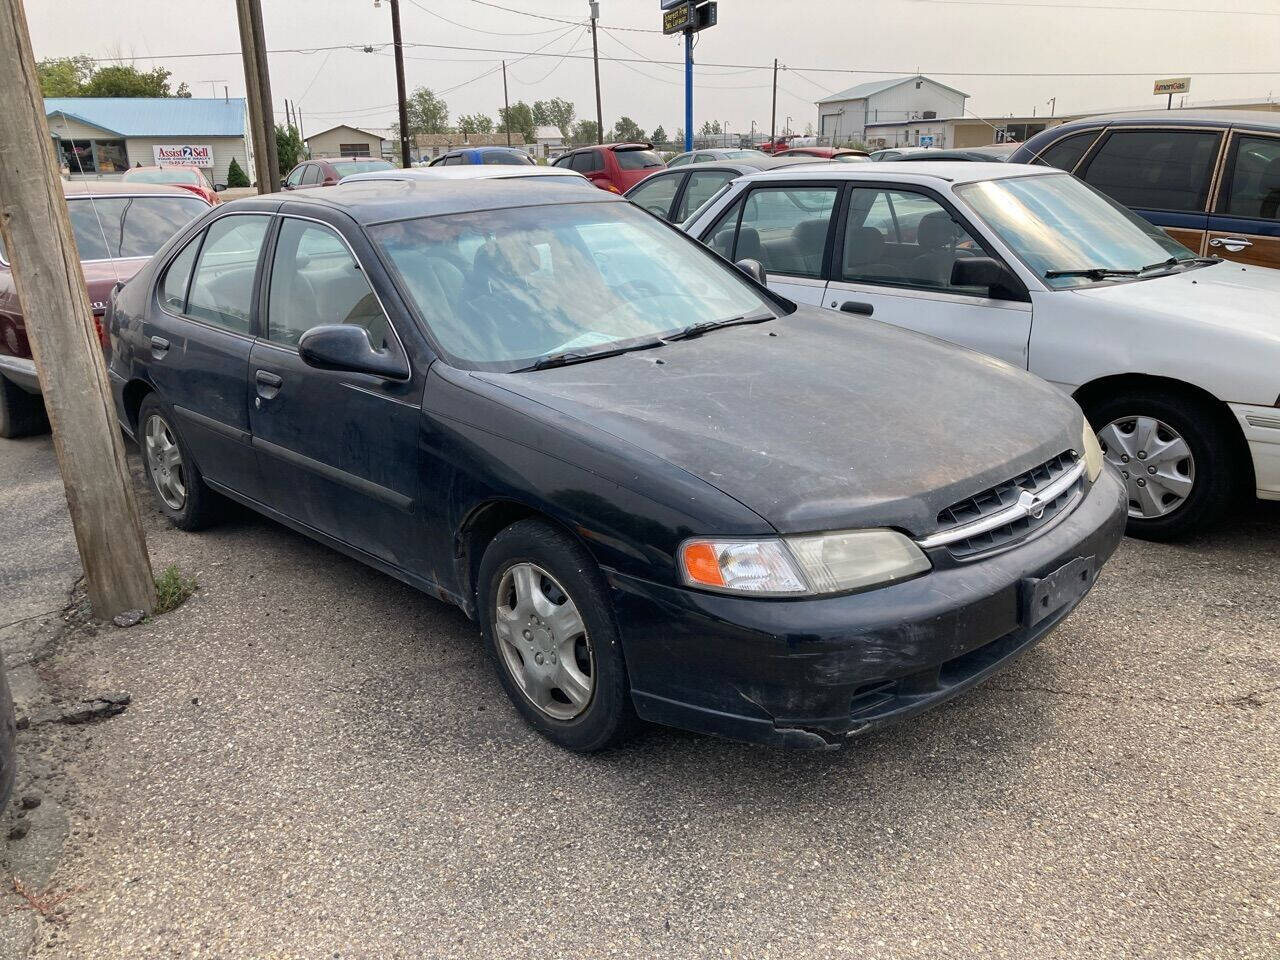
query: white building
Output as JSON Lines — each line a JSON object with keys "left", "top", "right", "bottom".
{"left": 304, "top": 124, "right": 394, "bottom": 160}
{"left": 44, "top": 97, "right": 252, "bottom": 186}
{"left": 533, "top": 126, "right": 564, "bottom": 159}
{"left": 816, "top": 75, "right": 968, "bottom": 146}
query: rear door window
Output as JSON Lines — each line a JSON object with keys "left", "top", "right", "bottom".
{"left": 300, "top": 164, "right": 321, "bottom": 185}
{"left": 571, "top": 151, "right": 602, "bottom": 173}
{"left": 627, "top": 172, "right": 683, "bottom": 219}
{"left": 1217, "top": 133, "right": 1280, "bottom": 220}
{"left": 721, "top": 186, "right": 839, "bottom": 278}
{"left": 675, "top": 170, "right": 737, "bottom": 223}
{"left": 160, "top": 234, "right": 202, "bottom": 313}
{"left": 1033, "top": 130, "right": 1099, "bottom": 172}
{"left": 1078, "top": 129, "right": 1222, "bottom": 212}
{"left": 184, "top": 215, "right": 270, "bottom": 334}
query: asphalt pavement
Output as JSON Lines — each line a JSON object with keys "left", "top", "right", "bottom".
{"left": 1, "top": 432, "right": 1276, "bottom": 959}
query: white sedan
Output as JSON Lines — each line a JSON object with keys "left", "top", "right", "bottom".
{"left": 680, "top": 162, "right": 1280, "bottom": 539}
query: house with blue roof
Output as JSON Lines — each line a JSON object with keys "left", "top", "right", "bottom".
{"left": 43, "top": 97, "right": 253, "bottom": 187}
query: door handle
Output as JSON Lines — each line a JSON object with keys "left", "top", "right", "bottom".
{"left": 149, "top": 336, "right": 170, "bottom": 358}
{"left": 1209, "top": 236, "right": 1253, "bottom": 252}
{"left": 839, "top": 301, "right": 875, "bottom": 316}
{"left": 255, "top": 370, "right": 283, "bottom": 400}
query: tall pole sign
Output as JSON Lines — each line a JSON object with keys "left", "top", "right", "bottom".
{"left": 662, "top": 1, "right": 717, "bottom": 152}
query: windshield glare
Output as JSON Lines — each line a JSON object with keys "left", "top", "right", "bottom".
{"left": 127, "top": 169, "right": 200, "bottom": 184}
{"left": 67, "top": 196, "right": 208, "bottom": 260}
{"left": 332, "top": 159, "right": 394, "bottom": 176}
{"left": 956, "top": 173, "right": 1193, "bottom": 289}
{"left": 372, "top": 201, "right": 774, "bottom": 371}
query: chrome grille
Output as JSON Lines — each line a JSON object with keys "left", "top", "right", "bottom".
{"left": 927, "top": 451, "right": 1083, "bottom": 558}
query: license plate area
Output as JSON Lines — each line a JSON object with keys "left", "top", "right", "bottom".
{"left": 1021, "top": 555, "right": 1096, "bottom": 628}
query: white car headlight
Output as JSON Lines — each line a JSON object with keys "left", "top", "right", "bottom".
{"left": 680, "top": 529, "right": 931, "bottom": 596}
{"left": 1081, "top": 420, "right": 1104, "bottom": 482}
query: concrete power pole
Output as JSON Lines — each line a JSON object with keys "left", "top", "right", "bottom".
{"left": 0, "top": 0, "right": 156, "bottom": 618}
{"left": 235, "top": 0, "right": 281, "bottom": 192}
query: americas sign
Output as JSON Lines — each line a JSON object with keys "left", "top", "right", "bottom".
{"left": 153, "top": 144, "right": 214, "bottom": 168}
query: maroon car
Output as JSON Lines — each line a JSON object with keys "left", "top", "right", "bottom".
{"left": 282, "top": 157, "right": 395, "bottom": 190}
{"left": 0, "top": 181, "right": 210, "bottom": 437}
{"left": 552, "top": 142, "right": 666, "bottom": 193}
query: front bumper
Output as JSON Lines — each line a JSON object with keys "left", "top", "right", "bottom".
{"left": 1230, "top": 402, "right": 1280, "bottom": 501}
{"left": 608, "top": 466, "right": 1127, "bottom": 749}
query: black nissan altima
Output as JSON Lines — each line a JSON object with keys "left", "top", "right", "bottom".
{"left": 106, "top": 175, "right": 1127, "bottom": 751}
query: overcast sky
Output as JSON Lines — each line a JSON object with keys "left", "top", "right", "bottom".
{"left": 27, "top": 0, "right": 1280, "bottom": 137}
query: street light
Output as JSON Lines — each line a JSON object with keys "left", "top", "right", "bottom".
{"left": 751, "top": 119, "right": 757, "bottom": 144}
{"left": 786, "top": 115, "right": 792, "bottom": 136}
{"left": 724, "top": 121, "right": 730, "bottom": 148}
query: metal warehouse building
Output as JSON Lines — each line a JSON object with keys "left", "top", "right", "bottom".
{"left": 43, "top": 97, "right": 253, "bottom": 187}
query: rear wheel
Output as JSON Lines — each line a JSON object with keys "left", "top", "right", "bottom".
{"left": 477, "top": 518, "right": 635, "bottom": 752}
{"left": 0, "top": 375, "right": 47, "bottom": 439}
{"left": 138, "top": 395, "right": 220, "bottom": 531}
{"left": 1084, "top": 389, "right": 1237, "bottom": 540}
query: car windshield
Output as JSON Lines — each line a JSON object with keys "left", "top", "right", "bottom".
{"left": 66, "top": 195, "right": 209, "bottom": 260}
{"left": 615, "top": 149, "right": 664, "bottom": 170}
{"left": 331, "top": 159, "right": 394, "bottom": 176}
{"left": 955, "top": 172, "right": 1196, "bottom": 289}
{"left": 371, "top": 200, "right": 775, "bottom": 371}
{"left": 126, "top": 169, "right": 200, "bottom": 184}
{"left": 720, "top": 150, "right": 769, "bottom": 160}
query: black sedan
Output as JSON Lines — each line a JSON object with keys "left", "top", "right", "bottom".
{"left": 106, "top": 177, "right": 1127, "bottom": 751}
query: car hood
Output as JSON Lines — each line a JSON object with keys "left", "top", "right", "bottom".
{"left": 477, "top": 308, "right": 1081, "bottom": 537}
{"left": 1070, "top": 260, "right": 1280, "bottom": 338}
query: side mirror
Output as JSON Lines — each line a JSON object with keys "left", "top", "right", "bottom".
{"left": 298, "top": 325, "right": 409, "bottom": 380}
{"left": 950, "top": 256, "right": 1022, "bottom": 300}
{"left": 213, "top": 183, "right": 226, "bottom": 192}
{"left": 734, "top": 258, "right": 767, "bottom": 285}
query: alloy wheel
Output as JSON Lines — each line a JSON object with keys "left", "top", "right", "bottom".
{"left": 1098, "top": 415, "right": 1195, "bottom": 519}
{"left": 493, "top": 562, "right": 595, "bottom": 721}
{"left": 144, "top": 413, "right": 187, "bottom": 511}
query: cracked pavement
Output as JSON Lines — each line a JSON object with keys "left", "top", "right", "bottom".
{"left": 1, "top": 432, "right": 1277, "bottom": 959}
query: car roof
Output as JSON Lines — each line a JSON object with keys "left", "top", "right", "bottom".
{"left": 338, "top": 166, "right": 588, "bottom": 185}
{"left": 741, "top": 160, "right": 1052, "bottom": 186}
{"left": 1061, "top": 109, "right": 1280, "bottom": 130}
{"left": 245, "top": 176, "right": 616, "bottom": 224}
{"left": 62, "top": 180, "right": 203, "bottom": 198}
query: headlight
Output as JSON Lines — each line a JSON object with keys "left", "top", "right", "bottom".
{"left": 1081, "top": 420, "right": 1104, "bottom": 482}
{"left": 680, "top": 529, "right": 931, "bottom": 596}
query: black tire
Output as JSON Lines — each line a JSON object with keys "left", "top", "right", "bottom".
{"left": 477, "top": 518, "right": 636, "bottom": 752}
{"left": 137, "top": 394, "right": 220, "bottom": 531}
{"left": 0, "top": 374, "right": 48, "bottom": 439}
{"left": 1084, "top": 388, "right": 1239, "bottom": 541}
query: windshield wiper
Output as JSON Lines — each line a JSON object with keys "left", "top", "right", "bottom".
{"left": 1044, "top": 267, "right": 1141, "bottom": 281}
{"left": 664, "top": 313, "right": 775, "bottom": 342}
{"left": 521, "top": 338, "right": 665, "bottom": 371}
{"left": 1139, "top": 255, "right": 1221, "bottom": 273}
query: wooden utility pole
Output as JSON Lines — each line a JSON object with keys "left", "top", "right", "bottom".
{"left": 389, "top": 0, "right": 412, "bottom": 167}
{"left": 0, "top": 0, "right": 155, "bottom": 618}
{"left": 235, "top": 0, "right": 280, "bottom": 192}
{"left": 590, "top": 1, "right": 603, "bottom": 144}
{"left": 502, "top": 60, "right": 512, "bottom": 146}
{"left": 770, "top": 58, "right": 778, "bottom": 149}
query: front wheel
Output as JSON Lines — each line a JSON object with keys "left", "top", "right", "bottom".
{"left": 477, "top": 518, "right": 635, "bottom": 752}
{"left": 1085, "top": 389, "right": 1238, "bottom": 541}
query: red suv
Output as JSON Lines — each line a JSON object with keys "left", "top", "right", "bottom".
{"left": 552, "top": 142, "right": 665, "bottom": 193}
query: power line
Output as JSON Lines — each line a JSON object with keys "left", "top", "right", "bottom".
{"left": 402, "top": 0, "right": 575, "bottom": 36}
{"left": 457, "top": 0, "right": 660, "bottom": 33}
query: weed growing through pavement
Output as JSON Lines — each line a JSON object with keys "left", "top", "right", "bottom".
{"left": 152, "top": 565, "right": 197, "bottom": 615}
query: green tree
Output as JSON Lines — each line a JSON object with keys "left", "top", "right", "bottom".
{"left": 38, "top": 56, "right": 95, "bottom": 96}
{"left": 533, "top": 97, "right": 575, "bottom": 139}
{"left": 226, "top": 157, "right": 250, "bottom": 188}
{"left": 674, "top": 127, "right": 685, "bottom": 146}
{"left": 457, "top": 113, "right": 494, "bottom": 136}
{"left": 275, "top": 124, "right": 302, "bottom": 177}
{"left": 569, "top": 119, "right": 599, "bottom": 147}
{"left": 406, "top": 87, "right": 450, "bottom": 135}
{"left": 81, "top": 64, "right": 184, "bottom": 98}
{"left": 611, "top": 116, "right": 645, "bottom": 143}
{"left": 651, "top": 125, "right": 667, "bottom": 145}
{"left": 698, "top": 120, "right": 722, "bottom": 139}
{"left": 498, "top": 101, "right": 536, "bottom": 143}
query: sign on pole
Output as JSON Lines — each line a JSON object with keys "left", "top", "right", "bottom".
{"left": 1153, "top": 77, "right": 1191, "bottom": 96}
{"left": 663, "top": 3, "right": 693, "bottom": 34}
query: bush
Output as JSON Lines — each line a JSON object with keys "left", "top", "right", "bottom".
{"left": 226, "top": 156, "right": 250, "bottom": 188}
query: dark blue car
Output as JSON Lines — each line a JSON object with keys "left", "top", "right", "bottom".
{"left": 106, "top": 178, "right": 1126, "bottom": 752}
{"left": 428, "top": 146, "right": 535, "bottom": 167}
{"left": 1011, "top": 110, "right": 1280, "bottom": 270}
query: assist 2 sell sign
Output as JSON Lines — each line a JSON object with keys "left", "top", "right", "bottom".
{"left": 153, "top": 144, "right": 214, "bottom": 168}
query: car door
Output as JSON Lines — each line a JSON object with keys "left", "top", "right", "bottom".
{"left": 145, "top": 212, "right": 271, "bottom": 498}
{"left": 1206, "top": 129, "right": 1280, "bottom": 268}
{"left": 248, "top": 213, "right": 427, "bottom": 570}
{"left": 699, "top": 181, "right": 840, "bottom": 305}
{"left": 1074, "top": 127, "right": 1223, "bottom": 254}
{"left": 282, "top": 165, "right": 305, "bottom": 190}
{"left": 573, "top": 149, "right": 610, "bottom": 190}
{"left": 626, "top": 170, "right": 686, "bottom": 220}
{"left": 672, "top": 168, "right": 739, "bottom": 224}
{"left": 822, "top": 185, "right": 1033, "bottom": 368}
